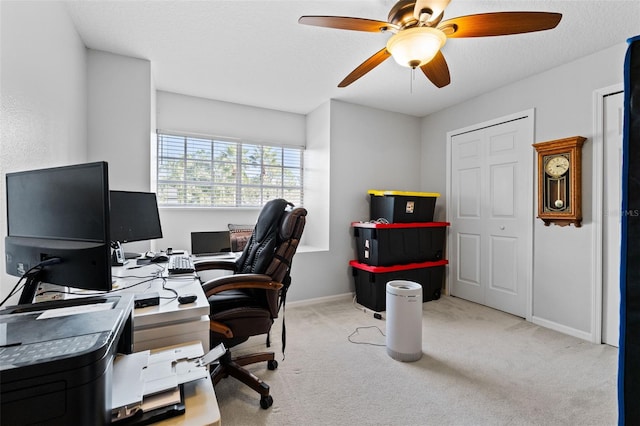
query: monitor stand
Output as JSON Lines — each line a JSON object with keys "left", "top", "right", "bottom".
{"left": 18, "top": 270, "right": 44, "bottom": 305}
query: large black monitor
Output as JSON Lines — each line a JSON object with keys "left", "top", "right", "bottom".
{"left": 4, "top": 161, "right": 113, "bottom": 304}
{"left": 109, "top": 190, "right": 163, "bottom": 243}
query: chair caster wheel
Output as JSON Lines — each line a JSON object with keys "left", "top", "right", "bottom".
{"left": 267, "top": 360, "right": 278, "bottom": 370}
{"left": 260, "top": 395, "right": 273, "bottom": 409}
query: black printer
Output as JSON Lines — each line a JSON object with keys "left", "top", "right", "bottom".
{"left": 0, "top": 294, "right": 134, "bottom": 425}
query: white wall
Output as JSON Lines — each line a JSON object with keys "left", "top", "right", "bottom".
{"left": 286, "top": 99, "right": 422, "bottom": 301}
{"left": 420, "top": 42, "right": 629, "bottom": 339}
{"left": 0, "top": 1, "right": 88, "bottom": 303}
{"left": 86, "top": 49, "right": 154, "bottom": 254}
{"left": 87, "top": 50, "right": 152, "bottom": 191}
{"left": 303, "top": 100, "right": 331, "bottom": 251}
{"left": 157, "top": 91, "right": 305, "bottom": 147}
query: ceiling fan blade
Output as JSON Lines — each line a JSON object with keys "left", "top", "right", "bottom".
{"left": 420, "top": 50, "right": 450, "bottom": 88}
{"left": 338, "top": 48, "right": 391, "bottom": 88}
{"left": 298, "top": 16, "right": 397, "bottom": 32}
{"left": 414, "top": 0, "right": 451, "bottom": 24}
{"left": 438, "top": 12, "right": 562, "bottom": 38}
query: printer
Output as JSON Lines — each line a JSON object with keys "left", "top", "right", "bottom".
{"left": 0, "top": 294, "right": 134, "bottom": 425}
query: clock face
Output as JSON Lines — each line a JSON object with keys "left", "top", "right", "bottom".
{"left": 545, "top": 155, "right": 569, "bottom": 177}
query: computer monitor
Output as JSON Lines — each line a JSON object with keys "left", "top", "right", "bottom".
{"left": 109, "top": 190, "right": 163, "bottom": 243}
{"left": 4, "top": 161, "right": 113, "bottom": 304}
{"left": 190, "top": 231, "right": 232, "bottom": 256}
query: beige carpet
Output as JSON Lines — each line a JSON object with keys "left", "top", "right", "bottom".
{"left": 215, "top": 295, "right": 618, "bottom": 426}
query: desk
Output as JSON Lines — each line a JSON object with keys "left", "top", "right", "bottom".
{"left": 113, "top": 342, "right": 221, "bottom": 426}
{"left": 155, "top": 378, "right": 221, "bottom": 426}
{"left": 111, "top": 262, "right": 210, "bottom": 352}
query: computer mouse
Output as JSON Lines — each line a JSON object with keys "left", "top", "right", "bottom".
{"left": 149, "top": 254, "right": 169, "bottom": 263}
{"left": 178, "top": 293, "right": 197, "bottom": 304}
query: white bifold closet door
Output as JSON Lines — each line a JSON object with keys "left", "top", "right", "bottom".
{"left": 450, "top": 116, "right": 531, "bottom": 318}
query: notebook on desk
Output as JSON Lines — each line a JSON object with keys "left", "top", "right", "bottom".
{"left": 190, "top": 231, "right": 233, "bottom": 257}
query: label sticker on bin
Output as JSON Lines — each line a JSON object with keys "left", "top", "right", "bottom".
{"left": 405, "top": 201, "right": 415, "bottom": 213}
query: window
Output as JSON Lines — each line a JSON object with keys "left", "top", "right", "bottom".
{"left": 156, "top": 133, "right": 304, "bottom": 207}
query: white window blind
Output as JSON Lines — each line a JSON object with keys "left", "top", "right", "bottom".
{"left": 156, "top": 133, "right": 303, "bottom": 207}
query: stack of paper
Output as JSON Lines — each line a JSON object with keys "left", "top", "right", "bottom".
{"left": 111, "top": 342, "right": 226, "bottom": 423}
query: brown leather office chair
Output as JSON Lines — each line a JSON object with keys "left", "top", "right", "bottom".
{"left": 194, "top": 199, "right": 307, "bottom": 409}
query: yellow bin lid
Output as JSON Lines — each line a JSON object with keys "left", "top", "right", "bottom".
{"left": 368, "top": 190, "right": 440, "bottom": 197}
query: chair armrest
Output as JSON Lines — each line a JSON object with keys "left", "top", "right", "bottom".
{"left": 193, "top": 258, "right": 238, "bottom": 273}
{"left": 201, "top": 273, "right": 283, "bottom": 297}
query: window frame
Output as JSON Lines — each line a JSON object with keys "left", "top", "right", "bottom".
{"left": 155, "top": 132, "right": 304, "bottom": 208}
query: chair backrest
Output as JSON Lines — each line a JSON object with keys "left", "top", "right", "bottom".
{"left": 264, "top": 206, "right": 307, "bottom": 285}
{"left": 235, "top": 199, "right": 292, "bottom": 275}
{"left": 234, "top": 198, "right": 307, "bottom": 314}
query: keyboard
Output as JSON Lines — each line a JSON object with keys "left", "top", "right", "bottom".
{"left": 168, "top": 255, "right": 195, "bottom": 274}
{"left": 0, "top": 333, "right": 102, "bottom": 366}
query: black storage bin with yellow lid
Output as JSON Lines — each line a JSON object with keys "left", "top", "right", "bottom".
{"left": 368, "top": 190, "right": 440, "bottom": 223}
{"left": 350, "top": 259, "right": 447, "bottom": 312}
{"left": 352, "top": 221, "right": 449, "bottom": 266}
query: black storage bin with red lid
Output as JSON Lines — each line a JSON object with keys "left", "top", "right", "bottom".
{"left": 350, "top": 260, "right": 447, "bottom": 312}
{"left": 352, "top": 222, "right": 449, "bottom": 266}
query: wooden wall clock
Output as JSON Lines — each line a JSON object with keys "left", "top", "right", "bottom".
{"left": 532, "top": 136, "right": 586, "bottom": 227}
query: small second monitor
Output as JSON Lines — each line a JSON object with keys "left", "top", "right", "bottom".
{"left": 191, "top": 231, "right": 232, "bottom": 257}
{"left": 110, "top": 191, "right": 163, "bottom": 243}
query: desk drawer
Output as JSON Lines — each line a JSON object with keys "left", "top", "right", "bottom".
{"left": 134, "top": 315, "right": 209, "bottom": 352}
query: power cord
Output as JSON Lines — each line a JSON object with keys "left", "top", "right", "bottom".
{"left": 352, "top": 295, "right": 385, "bottom": 320}
{"left": 160, "top": 277, "right": 179, "bottom": 301}
{"left": 347, "top": 326, "right": 386, "bottom": 347}
{"left": 0, "top": 258, "right": 62, "bottom": 307}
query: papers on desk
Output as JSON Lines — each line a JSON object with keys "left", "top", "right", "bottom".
{"left": 112, "top": 351, "right": 149, "bottom": 419}
{"left": 37, "top": 302, "right": 114, "bottom": 320}
{"left": 111, "top": 342, "right": 226, "bottom": 423}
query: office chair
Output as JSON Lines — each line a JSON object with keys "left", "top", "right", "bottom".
{"left": 193, "top": 199, "right": 307, "bottom": 409}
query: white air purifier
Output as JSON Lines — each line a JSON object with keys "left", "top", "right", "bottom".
{"left": 386, "top": 280, "right": 423, "bottom": 362}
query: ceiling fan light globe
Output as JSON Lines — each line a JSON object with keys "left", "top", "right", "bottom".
{"left": 386, "top": 27, "right": 446, "bottom": 68}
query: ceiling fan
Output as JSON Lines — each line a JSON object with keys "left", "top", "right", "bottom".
{"left": 299, "top": 0, "right": 562, "bottom": 88}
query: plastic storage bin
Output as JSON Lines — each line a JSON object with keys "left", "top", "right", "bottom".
{"left": 368, "top": 190, "right": 440, "bottom": 223}
{"left": 352, "top": 221, "right": 449, "bottom": 266}
{"left": 350, "top": 259, "right": 447, "bottom": 311}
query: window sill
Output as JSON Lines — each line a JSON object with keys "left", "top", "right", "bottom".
{"left": 296, "top": 245, "right": 328, "bottom": 254}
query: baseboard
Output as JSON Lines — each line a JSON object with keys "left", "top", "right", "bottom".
{"left": 531, "top": 315, "right": 595, "bottom": 342}
{"left": 287, "top": 292, "right": 353, "bottom": 308}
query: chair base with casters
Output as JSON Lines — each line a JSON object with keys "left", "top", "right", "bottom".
{"left": 211, "top": 349, "right": 279, "bottom": 409}
{"left": 197, "top": 275, "right": 284, "bottom": 409}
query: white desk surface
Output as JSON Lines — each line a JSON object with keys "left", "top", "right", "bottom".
{"left": 155, "top": 378, "right": 221, "bottom": 426}
{"left": 111, "top": 262, "right": 210, "bottom": 328}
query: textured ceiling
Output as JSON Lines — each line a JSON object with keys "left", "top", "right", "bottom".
{"left": 65, "top": 0, "right": 640, "bottom": 117}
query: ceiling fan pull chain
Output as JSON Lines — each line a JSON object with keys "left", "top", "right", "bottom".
{"left": 410, "top": 68, "right": 414, "bottom": 94}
